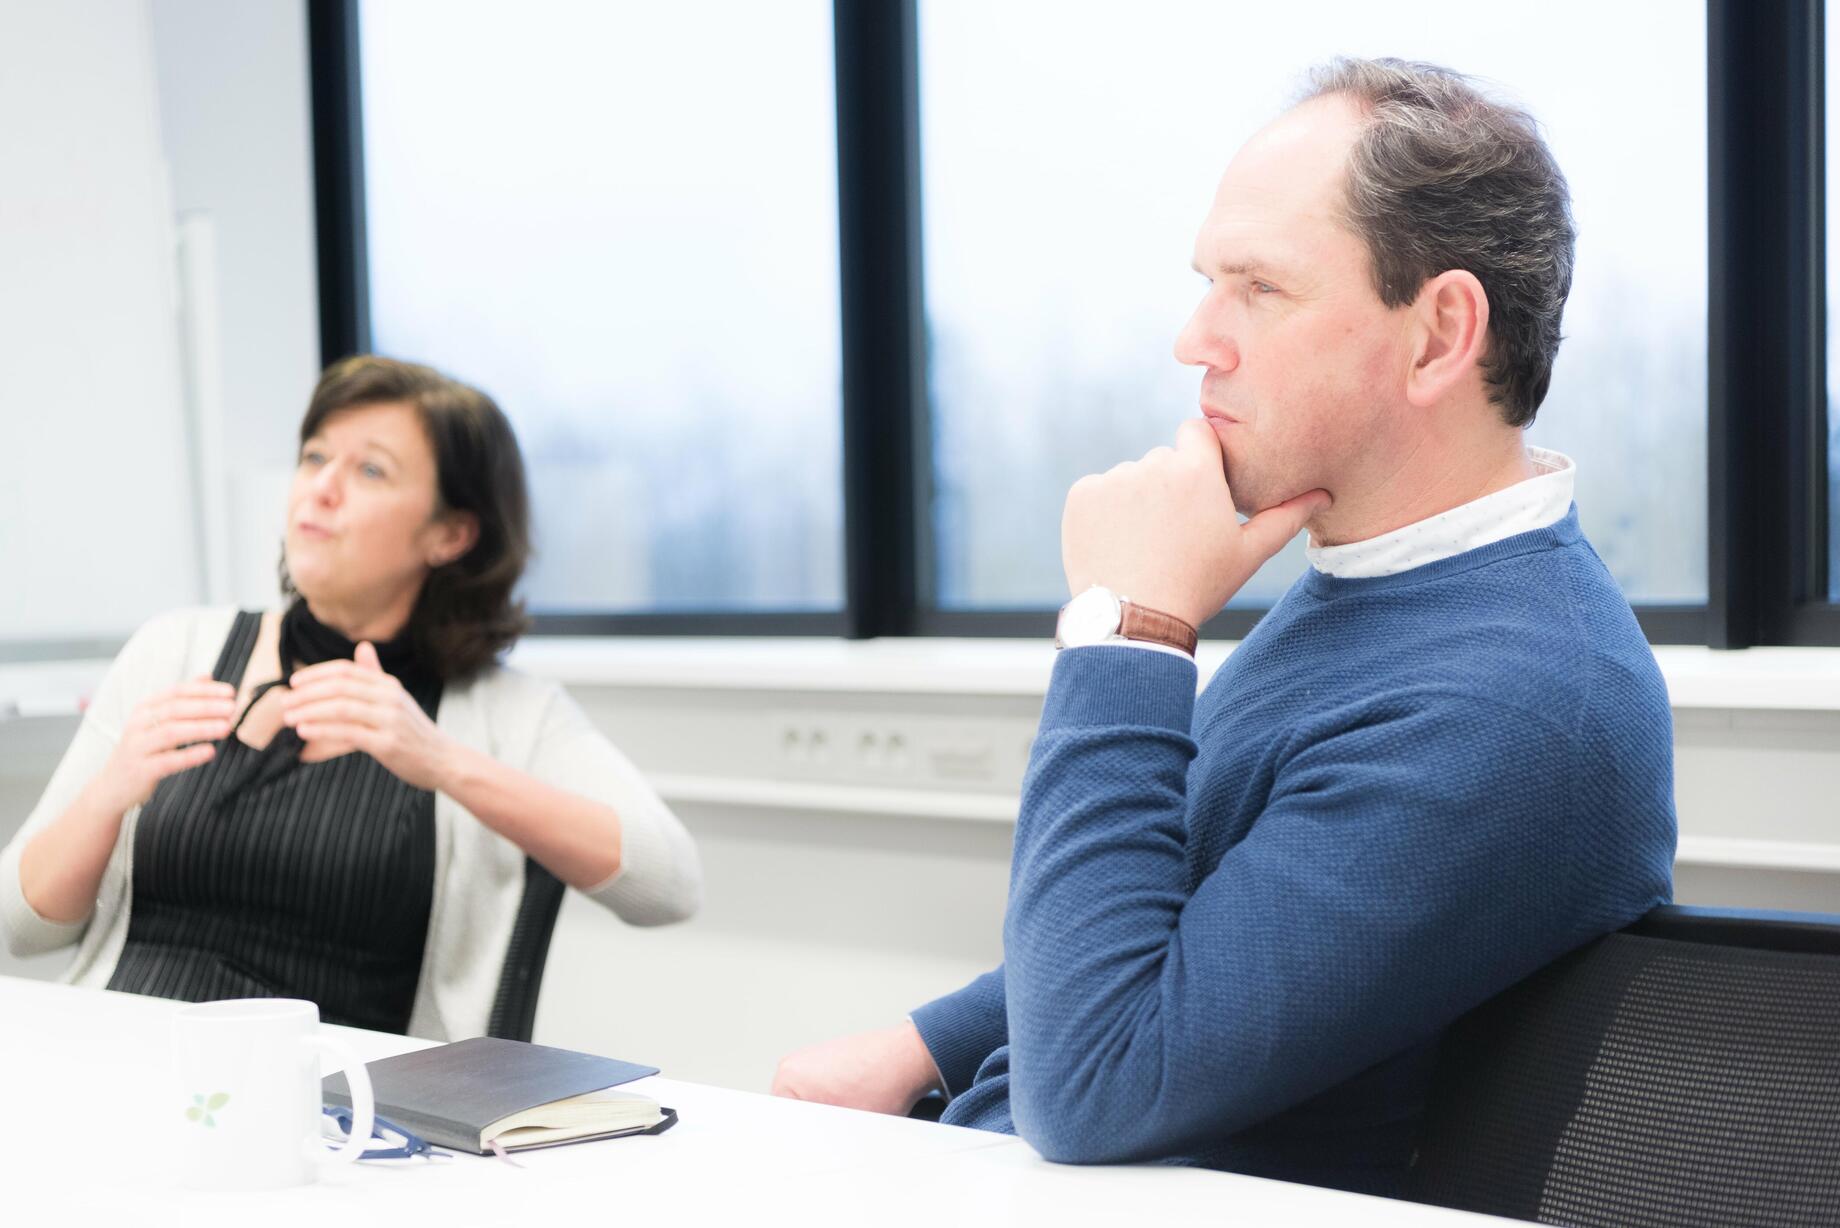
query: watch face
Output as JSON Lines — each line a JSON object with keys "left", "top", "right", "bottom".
{"left": 1058, "top": 586, "right": 1122, "bottom": 647}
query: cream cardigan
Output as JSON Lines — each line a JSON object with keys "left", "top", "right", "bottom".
{"left": 0, "top": 606, "right": 703, "bottom": 1039}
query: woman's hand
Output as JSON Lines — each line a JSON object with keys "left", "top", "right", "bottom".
{"left": 21, "top": 676, "right": 234, "bottom": 924}
{"left": 282, "top": 642, "right": 457, "bottom": 791}
{"left": 92, "top": 676, "right": 236, "bottom": 814}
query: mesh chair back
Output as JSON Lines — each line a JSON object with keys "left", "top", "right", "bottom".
{"left": 485, "top": 859, "right": 567, "bottom": 1042}
{"left": 1408, "top": 906, "right": 1840, "bottom": 1227}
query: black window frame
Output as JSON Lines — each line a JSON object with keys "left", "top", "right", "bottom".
{"left": 308, "top": 0, "right": 1840, "bottom": 648}
{"left": 1707, "top": 0, "right": 1840, "bottom": 647}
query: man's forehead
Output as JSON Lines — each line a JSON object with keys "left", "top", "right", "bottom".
{"left": 1220, "top": 94, "right": 1364, "bottom": 211}
{"left": 1191, "top": 210, "right": 1299, "bottom": 271}
{"left": 1192, "top": 95, "right": 1366, "bottom": 274}
{"left": 1191, "top": 187, "right": 1341, "bottom": 281}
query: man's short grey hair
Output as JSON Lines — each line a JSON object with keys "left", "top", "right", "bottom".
{"left": 1301, "top": 58, "right": 1575, "bottom": 428}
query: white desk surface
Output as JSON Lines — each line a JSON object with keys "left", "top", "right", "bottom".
{"left": 0, "top": 977, "right": 1515, "bottom": 1226}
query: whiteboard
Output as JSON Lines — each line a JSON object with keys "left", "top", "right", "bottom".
{"left": 0, "top": 0, "right": 201, "bottom": 643}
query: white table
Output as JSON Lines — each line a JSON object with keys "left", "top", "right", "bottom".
{"left": 0, "top": 977, "right": 1515, "bottom": 1226}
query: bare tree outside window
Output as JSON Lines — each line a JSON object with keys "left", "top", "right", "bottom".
{"left": 362, "top": 0, "right": 843, "bottom": 614}
{"left": 921, "top": 0, "right": 1708, "bottom": 609}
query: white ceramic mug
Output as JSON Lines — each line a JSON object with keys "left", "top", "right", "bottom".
{"left": 171, "top": 998, "right": 376, "bottom": 1191}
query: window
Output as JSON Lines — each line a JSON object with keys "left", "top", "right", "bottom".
{"left": 315, "top": 0, "right": 1840, "bottom": 646}
{"left": 358, "top": 0, "right": 843, "bottom": 615}
{"left": 1829, "top": 2, "right": 1840, "bottom": 600}
{"left": 918, "top": 0, "right": 1708, "bottom": 610}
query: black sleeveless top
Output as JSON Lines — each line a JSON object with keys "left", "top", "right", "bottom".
{"left": 106, "top": 610, "right": 439, "bottom": 1033}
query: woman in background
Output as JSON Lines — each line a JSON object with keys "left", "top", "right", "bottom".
{"left": 1, "top": 356, "right": 701, "bottom": 1037}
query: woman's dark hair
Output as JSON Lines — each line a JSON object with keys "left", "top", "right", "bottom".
{"left": 282, "top": 355, "right": 531, "bottom": 679}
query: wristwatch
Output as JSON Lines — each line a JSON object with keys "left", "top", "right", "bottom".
{"left": 1054, "top": 586, "right": 1199, "bottom": 655}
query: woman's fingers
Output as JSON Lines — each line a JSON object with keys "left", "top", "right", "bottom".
{"left": 97, "top": 681, "right": 235, "bottom": 810}
{"left": 284, "top": 697, "right": 381, "bottom": 730}
{"left": 148, "top": 742, "right": 216, "bottom": 778}
{"left": 152, "top": 680, "right": 235, "bottom": 713}
{"left": 150, "top": 697, "right": 238, "bottom": 723}
{"left": 287, "top": 659, "right": 382, "bottom": 688}
{"left": 132, "top": 684, "right": 235, "bottom": 732}
{"left": 295, "top": 722, "right": 369, "bottom": 762}
{"left": 286, "top": 669, "right": 392, "bottom": 697}
{"left": 146, "top": 717, "right": 235, "bottom": 750}
{"left": 297, "top": 740, "right": 354, "bottom": 764}
{"left": 281, "top": 681, "right": 392, "bottom": 722}
{"left": 172, "top": 676, "right": 236, "bottom": 698}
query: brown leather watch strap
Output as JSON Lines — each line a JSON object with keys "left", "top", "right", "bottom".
{"left": 1119, "top": 601, "right": 1199, "bottom": 656}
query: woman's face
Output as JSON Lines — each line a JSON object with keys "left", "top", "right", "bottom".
{"left": 284, "top": 401, "right": 472, "bottom": 612}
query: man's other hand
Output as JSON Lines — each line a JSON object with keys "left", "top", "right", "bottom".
{"left": 1062, "top": 418, "right": 1331, "bottom": 629}
{"left": 770, "top": 1021, "right": 944, "bottom": 1115}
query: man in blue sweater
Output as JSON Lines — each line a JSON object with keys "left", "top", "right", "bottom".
{"left": 771, "top": 58, "right": 1675, "bottom": 1196}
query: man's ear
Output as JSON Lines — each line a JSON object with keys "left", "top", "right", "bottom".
{"left": 427, "top": 511, "right": 479, "bottom": 569}
{"left": 1405, "top": 269, "right": 1490, "bottom": 408}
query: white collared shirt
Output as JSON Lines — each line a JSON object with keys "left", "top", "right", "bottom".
{"left": 1089, "top": 448, "right": 1576, "bottom": 658}
{"left": 1306, "top": 448, "right": 1575, "bottom": 579}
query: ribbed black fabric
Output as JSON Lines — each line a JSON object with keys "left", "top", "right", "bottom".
{"left": 1409, "top": 923, "right": 1840, "bottom": 1227}
{"left": 106, "top": 610, "right": 438, "bottom": 1034}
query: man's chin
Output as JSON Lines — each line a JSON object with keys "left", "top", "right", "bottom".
{"left": 1224, "top": 458, "right": 1319, "bottom": 519}
{"left": 1225, "top": 476, "right": 1277, "bottom": 518}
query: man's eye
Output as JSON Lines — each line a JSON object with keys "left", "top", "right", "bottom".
{"left": 300, "top": 450, "right": 326, "bottom": 467}
{"left": 360, "top": 463, "right": 386, "bottom": 480}
{"left": 1251, "top": 281, "right": 1279, "bottom": 295}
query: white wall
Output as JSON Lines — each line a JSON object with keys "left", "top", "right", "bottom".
{"left": 149, "top": 0, "right": 320, "bottom": 476}
{"left": 147, "top": 0, "right": 323, "bottom": 611}
{"left": 0, "top": 0, "right": 200, "bottom": 642}
{"left": 0, "top": 0, "right": 319, "bottom": 652}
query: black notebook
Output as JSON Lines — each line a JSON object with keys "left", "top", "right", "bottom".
{"left": 322, "top": 1036, "right": 671, "bottom": 1154}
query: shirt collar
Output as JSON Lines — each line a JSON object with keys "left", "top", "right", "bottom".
{"left": 1305, "top": 448, "right": 1576, "bottom": 580}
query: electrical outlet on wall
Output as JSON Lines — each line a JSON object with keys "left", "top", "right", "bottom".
{"left": 843, "top": 722, "right": 915, "bottom": 776}
{"left": 768, "top": 708, "right": 1034, "bottom": 791}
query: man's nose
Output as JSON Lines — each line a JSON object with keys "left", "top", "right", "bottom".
{"left": 1173, "top": 297, "right": 1238, "bottom": 372}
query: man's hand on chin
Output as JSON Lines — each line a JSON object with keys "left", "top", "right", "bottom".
{"left": 1061, "top": 418, "right": 1332, "bottom": 630}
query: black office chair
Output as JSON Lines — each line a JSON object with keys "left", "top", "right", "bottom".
{"left": 484, "top": 858, "right": 567, "bottom": 1042}
{"left": 1408, "top": 904, "right": 1840, "bottom": 1227}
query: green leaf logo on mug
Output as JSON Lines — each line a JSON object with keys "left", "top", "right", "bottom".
{"left": 185, "top": 1091, "right": 230, "bottom": 1128}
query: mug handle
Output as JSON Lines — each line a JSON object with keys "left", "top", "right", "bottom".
{"left": 303, "top": 1034, "right": 375, "bottom": 1166}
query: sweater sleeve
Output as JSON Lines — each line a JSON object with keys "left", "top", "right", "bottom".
{"left": 910, "top": 965, "right": 1008, "bottom": 1096}
{"left": 524, "top": 684, "right": 703, "bottom": 926}
{"left": 0, "top": 609, "right": 204, "bottom": 957}
{"left": 0, "top": 715, "right": 113, "bottom": 957}
{"left": 1001, "top": 646, "right": 1612, "bottom": 1165}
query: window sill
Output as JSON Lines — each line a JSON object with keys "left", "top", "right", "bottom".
{"left": 643, "top": 772, "right": 1840, "bottom": 873}
{"left": 509, "top": 637, "right": 1840, "bottom": 712}
{"left": 4, "top": 638, "right": 1840, "bottom": 718}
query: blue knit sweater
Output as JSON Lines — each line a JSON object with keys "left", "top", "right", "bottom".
{"left": 910, "top": 508, "right": 1676, "bottom": 1196}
